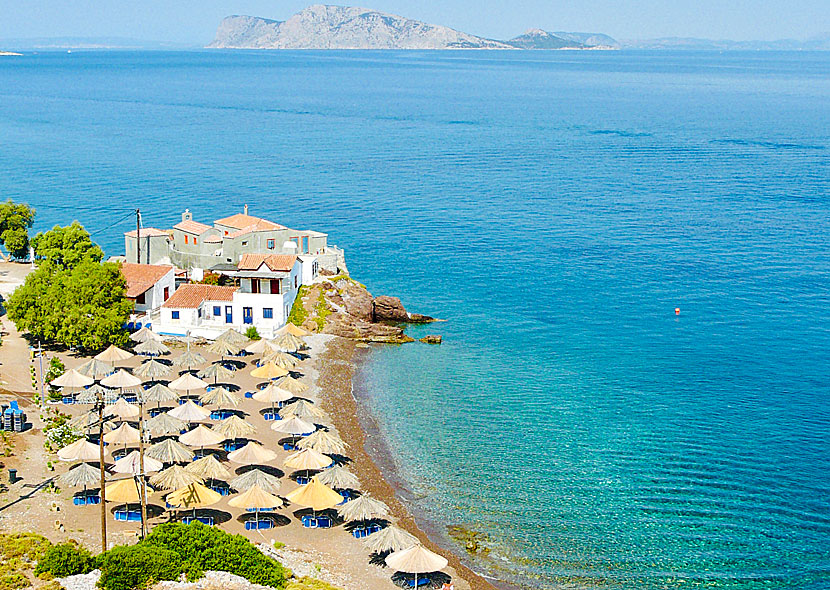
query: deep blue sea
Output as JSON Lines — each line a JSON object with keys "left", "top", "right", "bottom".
{"left": 1, "top": 50, "right": 829, "bottom": 589}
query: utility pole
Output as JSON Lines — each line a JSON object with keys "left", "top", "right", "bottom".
{"left": 136, "top": 209, "right": 141, "bottom": 264}
{"left": 138, "top": 393, "right": 147, "bottom": 538}
{"left": 97, "top": 396, "right": 108, "bottom": 552}
{"left": 36, "top": 341, "right": 44, "bottom": 410}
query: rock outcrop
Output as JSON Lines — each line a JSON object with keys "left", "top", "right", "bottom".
{"left": 208, "top": 4, "right": 513, "bottom": 49}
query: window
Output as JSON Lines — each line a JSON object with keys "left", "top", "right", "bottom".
{"left": 171, "top": 311, "right": 180, "bottom": 319}
{"left": 213, "top": 306, "right": 221, "bottom": 316}
{"left": 135, "top": 292, "right": 146, "bottom": 305}
{"left": 251, "top": 279, "right": 260, "bottom": 294}
{"left": 194, "top": 237, "right": 198, "bottom": 245}
{"left": 184, "top": 235, "right": 188, "bottom": 244}
{"left": 241, "top": 240, "right": 248, "bottom": 247}
{"left": 267, "top": 239, "right": 275, "bottom": 249}
{"left": 163, "top": 287, "right": 169, "bottom": 301}
{"left": 270, "top": 279, "right": 280, "bottom": 294}
{"left": 197, "top": 308, "right": 202, "bottom": 318}
{"left": 263, "top": 308, "right": 273, "bottom": 319}
{"left": 294, "top": 275, "right": 298, "bottom": 289}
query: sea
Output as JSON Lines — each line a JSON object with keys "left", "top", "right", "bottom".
{"left": 1, "top": 50, "right": 828, "bottom": 589}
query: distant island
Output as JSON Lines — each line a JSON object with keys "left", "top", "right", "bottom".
{"left": 0, "top": 51, "right": 23, "bottom": 56}
{"left": 207, "top": 4, "right": 618, "bottom": 50}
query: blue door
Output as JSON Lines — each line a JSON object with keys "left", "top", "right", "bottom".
{"left": 225, "top": 306, "right": 233, "bottom": 324}
{"left": 243, "top": 307, "right": 253, "bottom": 324}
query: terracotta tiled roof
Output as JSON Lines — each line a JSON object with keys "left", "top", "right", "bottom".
{"left": 124, "top": 228, "right": 170, "bottom": 238}
{"left": 215, "top": 214, "right": 284, "bottom": 232}
{"left": 204, "top": 235, "right": 222, "bottom": 243}
{"left": 173, "top": 220, "right": 213, "bottom": 235}
{"left": 237, "top": 254, "right": 297, "bottom": 273}
{"left": 162, "top": 284, "right": 237, "bottom": 309}
{"left": 120, "top": 263, "right": 174, "bottom": 298}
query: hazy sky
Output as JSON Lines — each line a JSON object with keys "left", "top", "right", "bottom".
{"left": 1, "top": 0, "right": 827, "bottom": 44}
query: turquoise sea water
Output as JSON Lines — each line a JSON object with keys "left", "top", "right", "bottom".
{"left": 1, "top": 50, "right": 829, "bottom": 589}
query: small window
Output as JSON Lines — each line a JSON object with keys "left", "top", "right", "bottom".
{"left": 263, "top": 308, "right": 273, "bottom": 319}
{"left": 267, "top": 239, "right": 275, "bottom": 249}
{"left": 294, "top": 276, "right": 298, "bottom": 288}
{"left": 171, "top": 311, "right": 180, "bottom": 320}
{"left": 184, "top": 235, "right": 188, "bottom": 244}
{"left": 194, "top": 237, "right": 198, "bottom": 245}
{"left": 213, "top": 306, "right": 221, "bottom": 316}
{"left": 197, "top": 308, "right": 202, "bottom": 318}
{"left": 136, "top": 292, "right": 146, "bottom": 305}
{"left": 224, "top": 231, "right": 228, "bottom": 236}
{"left": 241, "top": 240, "right": 248, "bottom": 247}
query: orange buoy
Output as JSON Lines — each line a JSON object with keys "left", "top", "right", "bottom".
{"left": 675, "top": 308, "right": 680, "bottom": 315}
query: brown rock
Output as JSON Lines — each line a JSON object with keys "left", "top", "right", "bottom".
{"left": 340, "top": 281, "right": 374, "bottom": 321}
{"left": 372, "top": 295, "right": 409, "bottom": 323}
{"left": 323, "top": 312, "right": 414, "bottom": 344}
{"left": 419, "top": 335, "right": 442, "bottom": 344}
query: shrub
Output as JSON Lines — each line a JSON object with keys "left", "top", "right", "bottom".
{"left": 96, "top": 545, "right": 181, "bottom": 590}
{"left": 287, "top": 286, "right": 309, "bottom": 327}
{"left": 0, "top": 572, "right": 28, "bottom": 590}
{"left": 35, "top": 543, "right": 94, "bottom": 578}
{"left": 0, "top": 532, "right": 52, "bottom": 561}
{"left": 141, "top": 523, "right": 290, "bottom": 588}
{"left": 245, "top": 326, "right": 261, "bottom": 341}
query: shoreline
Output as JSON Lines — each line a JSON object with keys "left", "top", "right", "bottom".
{"left": 317, "top": 336, "right": 502, "bottom": 590}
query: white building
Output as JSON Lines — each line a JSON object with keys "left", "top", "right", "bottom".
{"left": 120, "top": 263, "right": 177, "bottom": 329}
{"left": 154, "top": 254, "right": 306, "bottom": 339}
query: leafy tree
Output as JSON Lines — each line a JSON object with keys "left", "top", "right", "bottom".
{"left": 0, "top": 200, "right": 35, "bottom": 260}
{"left": 31, "top": 222, "right": 103, "bottom": 269}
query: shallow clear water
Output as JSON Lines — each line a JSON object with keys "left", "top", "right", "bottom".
{"left": 1, "top": 50, "right": 829, "bottom": 589}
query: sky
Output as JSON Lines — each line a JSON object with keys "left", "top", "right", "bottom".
{"left": 0, "top": 0, "right": 828, "bottom": 44}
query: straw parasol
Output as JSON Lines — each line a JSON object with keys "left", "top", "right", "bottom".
{"left": 279, "top": 399, "right": 325, "bottom": 421}
{"left": 214, "top": 415, "right": 256, "bottom": 440}
{"left": 51, "top": 369, "right": 94, "bottom": 389}
{"left": 168, "top": 400, "right": 211, "bottom": 422}
{"left": 199, "top": 386, "right": 240, "bottom": 409}
{"left": 105, "top": 477, "right": 147, "bottom": 504}
{"left": 284, "top": 448, "right": 332, "bottom": 474}
{"left": 130, "top": 326, "right": 159, "bottom": 343}
{"left": 143, "top": 383, "right": 178, "bottom": 407}
{"left": 271, "top": 416, "right": 316, "bottom": 437}
{"left": 101, "top": 369, "right": 142, "bottom": 389}
{"left": 278, "top": 323, "right": 310, "bottom": 337}
{"left": 316, "top": 465, "right": 360, "bottom": 490}
{"left": 253, "top": 383, "right": 293, "bottom": 415}
{"left": 261, "top": 350, "right": 299, "bottom": 369}
{"left": 284, "top": 476, "right": 343, "bottom": 512}
{"left": 206, "top": 339, "right": 242, "bottom": 359}
{"left": 145, "top": 412, "right": 186, "bottom": 437}
{"left": 274, "top": 376, "right": 309, "bottom": 395}
{"left": 149, "top": 465, "right": 203, "bottom": 490}
{"left": 365, "top": 526, "right": 418, "bottom": 555}
{"left": 76, "top": 359, "right": 115, "bottom": 379}
{"left": 250, "top": 362, "right": 289, "bottom": 380}
{"left": 385, "top": 545, "right": 448, "bottom": 585}
{"left": 103, "top": 398, "right": 140, "bottom": 420}
{"left": 169, "top": 373, "right": 208, "bottom": 394}
{"left": 298, "top": 430, "right": 348, "bottom": 455}
{"left": 229, "top": 484, "right": 283, "bottom": 525}
{"left": 172, "top": 350, "right": 206, "bottom": 369}
{"left": 272, "top": 333, "right": 306, "bottom": 353}
{"left": 133, "top": 359, "right": 171, "bottom": 380}
{"left": 111, "top": 450, "right": 162, "bottom": 475}
{"left": 96, "top": 345, "right": 134, "bottom": 364}
{"left": 134, "top": 339, "right": 171, "bottom": 357}
{"left": 76, "top": 385, "right": 108, "bottom": 405}
{"left": 198, "top": 363, "right": 234, "bottom": 385}
{"left": 185, "top": 455, "right": 231, "bottom": 481}
{"left": 58, "top": 462, "right": 100, "bottom": 492}
{"left": 165, "top": 482, "right": 221, "bottom": 510}
{"left": 146, "top": 438, "right": 194, "bottom": 464}
{"left": 228, "top": 442, "right": 277, "bottom": 466}
{"left": 337, "top": 493, "right": 389, "bottom": 522}
{"left": 103, "top": 422, "right": 140, "bottom": 449}
{"left": 244, "top": 339, "right": 274, "bottom": 355}
{"left": 179, "top": 425, "right": 223, "bottom": 449}
{"left": 229, "top": 469, "right": 281, "bottom": 494}
{"left": 69, "top": 410, "right": 113, "bottom": 434}
{"left": 58, "top": 438, "right": 105, "bottom": 462}
{"left": 216, "top": 328, "right": 248, "bottom": 345}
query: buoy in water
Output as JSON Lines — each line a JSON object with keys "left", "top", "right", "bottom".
{"left": 675, "top": 308, "right": 680, "bottom": 315}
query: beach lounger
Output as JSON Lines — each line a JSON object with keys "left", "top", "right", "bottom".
{"left": 246, "top": 507, "right": 278, "bottom": 513}
{"left": 405, "top": 578, "right": 430, "bottom": 588}
{"left": 301, "top": 515, "right": 333, "bottom": 529}
{"left": 283, "top": 443, "right": 300, "bottom": 451}
{"left": 114, "top": 509, "right": 142, "bottom": 522}
{"left": 210, "top": 410, "right": 234, "bottom": 420}
{"left": 351, "top": 524, "right": 383, "bottom": 538}
{"left": 62, "top": 396, "right": 75, "bottom": 405}
{"left": 182, "top": 516, "right": 214, "bottom": 526}
{"left": 263, "top": 412, "right": 279, "bottom": 421}
{"left": 224, "top": 441, "right": 245, "bottom": 452}
{"left": 244, "top": 391, "right": 254, "bottom": 399}
{"left": 295, "top": 476, "right": 311, "bottom": 485}
{"left": 244, "top": 517, "right": 275, "bottom": 530}
{"left": 210, "top": 484, "right": 230, "bottom": 496}
{"left": 73, "top": 493, "right": 100, "bottom": 506}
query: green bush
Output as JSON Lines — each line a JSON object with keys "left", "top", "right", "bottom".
{"left": 141, "top": 523, "right": 290, "bottom": 588}
{"left": 35, "top": 543, "right": 94, "bottom": 578}
{"left": 245, "top": 326, "right": 261, "bottom": 340}
{"left": 96, "top": 545, "right": 181, "bottom": 590}
{"left": 0, "top": 572, "right": 29, "bottom": 590}
{"left": 0, "top": 532, "right": 52, "bottom": 561}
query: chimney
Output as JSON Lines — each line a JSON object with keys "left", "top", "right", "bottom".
{"left": 182, "top": 209, "right": 192, "bottom": 222}
{"left": 244, "top": 204, "right": 248, "bottom": 216}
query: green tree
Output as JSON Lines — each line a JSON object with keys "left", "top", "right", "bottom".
{"left": 96, "top": 545, "right": 182, "bottom": 590}
{"left": 0, "top": 200, "right": 35, "bottom": 260}
{"left": 31, "top": 222, "right": 103, "bottom": 269}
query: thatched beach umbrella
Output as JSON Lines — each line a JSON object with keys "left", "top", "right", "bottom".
{"left": 103, "top": 422, "right": 140, "bottom": 455}
{"left": 179, "top": 424, "right": 223, "bottom": 450}
{"left": 273, "top": 376, "right": 309, "bottom": 395}
{"left": 130, "top": 326, "right": 159, "bottom": 343}
{"left": 316, "top": 465, "right": 359, "bottom": 491}
{"left": 216, "top": 328, "right": 248, "bottom": 345}
{"left": 105, "top": 477, "right": 147, "bottom": 504}
{"left": 165, "top": 483, "right": 222, "bottom": 518}
{"left": 214, "top": 415, "right": 256, "bottom": 440}
{"left": 76, "top": 359, "right": 115, "bottom": 379}
{"left": 385, "top": 545, "right": 448, "bottom": 587}
{"left": 143, "top": 383, "right": 178, "bottom": 408}
{"left": 278, "top": 323, "right": 310, "bottom": 338}
{"left": 112, "top": 450, "right": 162, "bottom": 475}
{"left": 103, "top": 397, "right": 139, "bottom": 420}
{"left": 51, "top": 369, "right": 94, "bottom": 389}
{"left": 185, "top": 454, "right": 231, "bottom": 482}
{"left": 244, "top": 339, "right": 275, "bottom": 355}
{"left": 169, "top": 373, "right": 208, "bottom": 395}
{"left": 101, "top": 370, "right": 143, "bottom": 399}
{"left": 149, "top": 465, "right": 203, "bottom": 491}
{"left": 146, "top": 438, "right": 194, "bottom": 464}
{"left": 365, "top": 526, "right": 418, "bottom": 555}
{"left": 145, "top": 412, "right": 186, "bottom": 437}
{"left": 227, "top": 442, "right": 277, "bottom": 466}
{"left": 198, "top": 363, "right": 234, "bottom": 385}
{"left": 229, "top": 484, "right": 283, "bottom": 526}
{"left": 272, "top": 333, "right": 306, "bottom": 353}
{"left": 133, "top": 359, "right": 171, "bottom": 380}
{"left": 298, "top": 430, "right": 348, "bottom": 455}
{"left": 168, "top": 400, "right": 210, "bottom": 423}
{"left": 206, "top": 339, "right": 242, "bottom": 361}
{"left": 58, "top": 438, "right": 105, "bottom": 462}
{"left": 69, "top": 410, "right": 113, "bottom": 434}
{"left": 134, "top": 339, "right": 171, "bottom": 357}
{"left": 96, "top": 345, "right": 134, "bottom": 365}
{"left": 279, "top": 399, "right": 325, "bottom": 421}
{"left": 271, "top": 416, "right": 316, "bottom": 447}
{"left": 59, "top": 462, "right": 100, "bottom": 490}
{"left": 76, "top": 384, "right": 108, "bottom": 405}
{"left": 337, "top": 493, "right": 389, "bottom": 522}
{"left": 250, "top": 362, "right": 289, "bottom": 381}
{"left": 199, "top": 386, "right": 240, "bottom": 409}
{"left": 172, "top": 350, "right": 206, "bottom": 370}
{"left": 229, "top": 469, "right": 281, "bottom": 495}
{"left": 253, "top": 383, "right": 293, "bottom": 415}
{"left": 284, "top": 448, "right": 332, "bottom": 481}
{"left": 284, "top": 476, "right": 343, "bottom": 514}
{"left": 261, "top": 350, "right": 299, "bottom": 370}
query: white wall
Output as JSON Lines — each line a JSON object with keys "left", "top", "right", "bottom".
{"left": 133, "top": 268, "right": 175, "bottom": 313}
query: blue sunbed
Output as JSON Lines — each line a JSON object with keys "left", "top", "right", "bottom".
{"left": 301, "top": 515, "right": 333, "bottom": 529}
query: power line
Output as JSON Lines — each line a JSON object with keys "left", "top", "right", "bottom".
{"left": 87, "top": 211, "right": 136, "bottom": 237}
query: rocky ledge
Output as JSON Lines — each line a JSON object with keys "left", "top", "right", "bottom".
{"left": 291, "top": 274, "right": 437, "bottom": 344}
